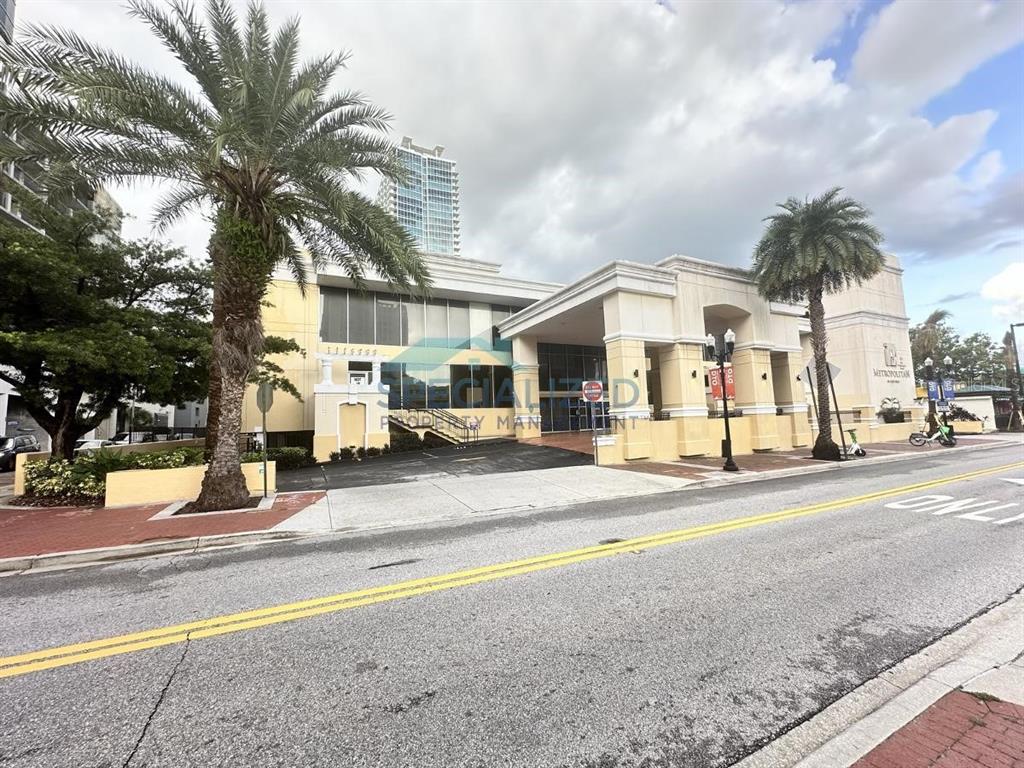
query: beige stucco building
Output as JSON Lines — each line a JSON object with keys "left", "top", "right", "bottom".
{"left": 246, "top": 251, "right": 920, "bottom": 463}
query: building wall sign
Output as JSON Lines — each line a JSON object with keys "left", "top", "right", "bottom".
{"left": 873, "top": 343, "right": 911, "bottom": 383}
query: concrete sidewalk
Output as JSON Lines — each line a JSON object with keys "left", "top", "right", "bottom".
{"left": 274, "top": 464, "right": 695, "bottom": 532}
{"left": 737, "top": 594, "right": 1024, "bottom": 768}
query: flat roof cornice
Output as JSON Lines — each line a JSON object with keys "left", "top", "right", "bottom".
{"left": 498, "top": 260, "right": 676, "bottom": 338}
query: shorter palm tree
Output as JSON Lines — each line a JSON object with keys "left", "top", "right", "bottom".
{"left": 752, "top": 187, "right": 885, "bottom": 460}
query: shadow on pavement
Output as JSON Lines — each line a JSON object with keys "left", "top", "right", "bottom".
{"left": 276, "top": 439, "right": 592, "bottom": 492}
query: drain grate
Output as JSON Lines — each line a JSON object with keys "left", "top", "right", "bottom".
{"left": 368, "top": 558, "right": 421, "bottom": 571}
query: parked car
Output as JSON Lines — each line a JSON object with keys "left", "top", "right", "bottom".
{"left": 74, "top": 438, "right": 115, "bottom": 454}
{"left": 0, "top": 434, "right": 42, "bottom": 471}
{"left": 111, "top": 431, "right": 157, "bottom": 444}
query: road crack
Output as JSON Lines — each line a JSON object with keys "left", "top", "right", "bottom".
{"left": 122, "top": 634, "right": 191, "bottom": 768}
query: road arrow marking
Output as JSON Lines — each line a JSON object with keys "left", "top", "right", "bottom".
{"left": 1000, "top": 478, "right": 1024, "bottom": 485}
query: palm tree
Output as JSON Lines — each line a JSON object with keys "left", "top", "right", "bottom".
{"left": 752, "top": 187, "right": 885, "bottom": 460}
{"left": 0, "top": 1, "right": 429, "bottom": 510}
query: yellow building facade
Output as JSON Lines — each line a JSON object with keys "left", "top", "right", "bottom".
{"left": 249, "top": 252, "right": 921, "bottom": 463}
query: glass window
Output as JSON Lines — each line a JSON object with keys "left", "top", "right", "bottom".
{"left": 493, "top": 366, "right": 515, "bottom": 407}
{"left": 348, "top": 292, "right": 375, "bottom": 344}
{"left": 491, "top": 305, "right": 512, "bottom": 352}
{"left": 376, "top": 295, "right": 401, "bottom": 346}
{"left": 404, "top": 366, "right": 427, "bottom": 409}
{"left": 402, "top": 296, "right": 424, "bottom": 346}
{"left": 425, "top": 366, "right": 450, "bottom": 408}
{"left": 425, "top": 299, "right": 447, "bottom": 347}
{"left": 549, "top": 348, "right": 569, "bottom": 392}
{"left": 450, "top": 364, "right": 474, "bottom": 408}
{"left": 320, "top": 288, "right": 347, "bottom": 343}
{"left": 380, "top": 362, "right": 403, "bottom": 409}
{"left": 448, "top": 300, "right": 470, "bottom": 349}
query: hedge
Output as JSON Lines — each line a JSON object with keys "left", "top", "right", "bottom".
{"left": 23, "top": 446, "right": 206, "bottom": 504}
{"left": 241, "top": 446, "right": 317, "bottom": 471}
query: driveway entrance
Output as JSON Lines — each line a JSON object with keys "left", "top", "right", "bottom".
{"left": 276, "top": 439, "right": 591, "bottom": 492}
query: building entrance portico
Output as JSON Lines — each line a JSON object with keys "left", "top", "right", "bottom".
{"left": 496, "top": 255, "right": 912, "bottom": 464}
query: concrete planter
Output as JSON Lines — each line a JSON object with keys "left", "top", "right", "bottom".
{"left": 104, "top": 461, "right": 276, "bottom": 507}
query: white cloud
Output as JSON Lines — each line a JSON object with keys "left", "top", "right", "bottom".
{"left": 15, "top": 0, "right": 1024, "bottom": 289}
{"left": 981, "top": 262, "right": 1024, "bottom": 322}
{"left": 852, "top": 0, "right": 1024, "bottom": 107}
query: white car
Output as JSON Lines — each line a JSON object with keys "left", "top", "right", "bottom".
{"left": 74, "top": 439, "right": 114, "bottom": 454}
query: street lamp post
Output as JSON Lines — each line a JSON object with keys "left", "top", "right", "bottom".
{"left": 924, "top": 354, "right": 954, "bottom": 434}
{"left": 706, "top": 329, "right": 739, "bottom": 472}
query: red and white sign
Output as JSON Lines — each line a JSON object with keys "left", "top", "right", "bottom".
{"left": 581, "top": 380, "right": 604, "bottom": 402}
{"left": 708, "top": 367, "right": 735, "bottom": 400}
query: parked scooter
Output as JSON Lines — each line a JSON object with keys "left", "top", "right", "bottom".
{"left": 846, "top": 429, "right": 866, "bottom": 457}
{"left": 908, "top": 422, "right": 957, "bottom": 448}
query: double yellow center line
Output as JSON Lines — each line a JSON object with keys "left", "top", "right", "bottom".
{"left": 2, "top": 461, "right": 1020, "bottom": 680}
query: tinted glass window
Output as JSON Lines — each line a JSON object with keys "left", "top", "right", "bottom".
{"left": 375, "top": 295, "right": 401, "bottom": 346}
{"left": 425, "top": 299, "right": 447, "bottom": 347}
{"left": 447, "top": 300, "right": 470, "bottom": 350}
{"left": 320, "top": 288, "right": 347, "bottom": 343}
{"left": 348, "top": 292, "right": 375, "bottom": 344}
{"left": 380, "top": 362, "right": 403, "bottom": 409}
{"left": 491, "top": 305, "right": 512, "bottom": 352}
{"left": 493, "top": 366, "right": 515, "bottom": 407}
{"left": 402, "top": 297, "right": 424, "bottom": 346}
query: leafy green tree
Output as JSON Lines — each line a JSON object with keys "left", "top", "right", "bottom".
{"left": 0, "top": 1, "right": 430, "bottom": 509}
{"left": 0, "top": 197, "right": 210, "bottom": 460}
{"left": 909, "top": 310, "right": 958, "bottom": 383}
{"left": 752, "top": 187, "right": 885, "bottom": 460}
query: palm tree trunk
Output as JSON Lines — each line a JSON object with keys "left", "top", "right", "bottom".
{"left": 189, "top": 215, "right": 268, "bottom": 512}
{"left": 808, "top": 281, "right": 841, "bottom": 460}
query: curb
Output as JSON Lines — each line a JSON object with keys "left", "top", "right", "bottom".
{"left": 691, "top": 438, "right": 1017, "bottom": 490}
{"left": 0, "top": 529, "right": 313, "bottom": 575}
{"left": 733, "top": 591, "right": 1024, "bottom": 768}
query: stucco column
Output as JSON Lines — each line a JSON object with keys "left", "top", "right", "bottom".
{"left": 731, "top": 346, "right": 779, "bottom": 450}
{"left": 771, "top": 351, "right": 811, "bottom": 448}
{"left": 659, "top": 342, "right": 710, "bottom": 456}
{"left": 511, "top": 336, "right": 541, "bottom": 439}
{"left": 605, "top": 337, "right": 651, "bottom": 460}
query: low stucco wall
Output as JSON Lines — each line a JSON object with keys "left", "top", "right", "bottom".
{"left": 13, "top": 439, "right": 205, "bottom": 497}
{"left": 950, "top": 420, "right": 984, "bottom": 434}
{"left": 104, "top": 461, "right": 276, "bottom": 507}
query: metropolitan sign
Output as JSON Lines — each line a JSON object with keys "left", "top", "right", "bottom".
{"left": 582, "top": 380, "right": 604, "bottom": 402}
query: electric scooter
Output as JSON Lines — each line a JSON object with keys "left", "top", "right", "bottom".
{"left": 846, "top": 429, "right": 866, "bottom": 457}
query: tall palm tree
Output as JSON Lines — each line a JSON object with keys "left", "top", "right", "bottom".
{"left": 0, "top": 0, "right": 429, "bottom": 510}
{"left": 752, "top": 187, "right": 885, "bottom": 460}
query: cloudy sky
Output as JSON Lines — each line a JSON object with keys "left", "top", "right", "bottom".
{"left": 18, "top": 0, "right": 1024, "bottom": 339}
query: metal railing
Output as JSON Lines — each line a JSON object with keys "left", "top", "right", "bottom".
{"left": 394, "top": 408, "right": 479, "bottom": 445}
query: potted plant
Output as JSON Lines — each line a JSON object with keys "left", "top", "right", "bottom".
{"left": 878, "top": 397, "right": 905, "bottom": 423}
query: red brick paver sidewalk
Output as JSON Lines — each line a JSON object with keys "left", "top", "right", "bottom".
{"left": 852, "top": 690, "right": 1024, "bottom": 768}
{"left": 0, "top": 492, "right": 324, "bottom": 559}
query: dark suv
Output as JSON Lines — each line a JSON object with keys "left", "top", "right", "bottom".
{"left": 0, "top": 434, "right": 42, "bottom": 471}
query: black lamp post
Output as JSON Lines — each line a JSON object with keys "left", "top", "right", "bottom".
{"left": 706, "top": 329, "right": 739, "bottom": 472}
{"left": 924, "top": 354, "right": 953, "bottom": 434}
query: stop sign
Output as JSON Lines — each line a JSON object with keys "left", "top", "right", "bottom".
{"left": 582, "top": 380, "right": 603, "bottom": 402}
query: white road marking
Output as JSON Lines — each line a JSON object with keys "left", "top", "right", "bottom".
{"left": 1000, "top": 478, "right": 1024, "bottom": 485}
{"left": 885, "top": 495, "right": 1021, "bottom": 525}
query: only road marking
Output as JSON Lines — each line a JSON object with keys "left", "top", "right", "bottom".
{"left": 1, "top": 460, "right": 1021, "bottom": 681}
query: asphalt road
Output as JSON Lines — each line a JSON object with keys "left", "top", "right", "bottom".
{"left": 1, "top": 444, "right": 1023, "bottom": 768}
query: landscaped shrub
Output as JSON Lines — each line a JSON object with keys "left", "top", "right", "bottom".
{"left": 366, "top": 446, "right": 381, "bottom": 457}
{"left": 422, "top": 432, "right": 451, "bottom": 449}
{"left": 240, "top": 446, "right": 317, "bottom": 471}
{"left": 388, "top": 432, "right": 423, "bottom": 453}
{"left": 947, "top": 404, "right": 981, "bottom": 422}
{"left": 356, "top": 446, "right": 366, "bottom": 459}
{"left": 22, "top": 446, "right": 207, "bottom": 504}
